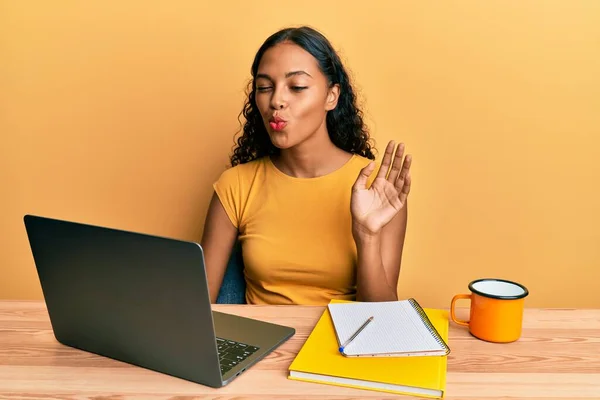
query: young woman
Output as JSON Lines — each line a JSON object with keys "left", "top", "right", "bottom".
{"left": 201, "top": 26, "right": 412, "bottom": 305}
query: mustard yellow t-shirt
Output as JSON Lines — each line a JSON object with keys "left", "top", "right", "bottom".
{"left": 213, "top": 154, "right": 373, "bottom": 305}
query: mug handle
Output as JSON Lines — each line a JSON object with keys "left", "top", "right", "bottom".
{"left": 450, "top": 294, "right": 471, "bottom": 327}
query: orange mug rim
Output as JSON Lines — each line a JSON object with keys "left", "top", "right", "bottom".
{"left": 468, "top": 278, "right": 529, "bottom": 300}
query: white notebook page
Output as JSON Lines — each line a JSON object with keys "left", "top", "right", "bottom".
{"left": 328, "top": 300, "right": 444, "bottom": 356}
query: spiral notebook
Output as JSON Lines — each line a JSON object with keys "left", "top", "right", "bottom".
{"left": 327, "top": 298, "right": 450, "bottom": 357}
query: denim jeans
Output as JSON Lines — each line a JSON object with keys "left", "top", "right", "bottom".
{"left": 216, "top": 240, "right": 246, "bottom": 304}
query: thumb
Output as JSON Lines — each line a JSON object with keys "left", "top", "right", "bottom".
{"left": 353, "top": 161, "right": 376, "bottom": 191}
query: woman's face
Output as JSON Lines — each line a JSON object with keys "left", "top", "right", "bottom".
{"left": 254, "top": 41, "right": 339, "bottom": 150}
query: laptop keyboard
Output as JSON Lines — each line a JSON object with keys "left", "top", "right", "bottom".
{"left": 216, "top": 337, "right": 260, "bottom": 375}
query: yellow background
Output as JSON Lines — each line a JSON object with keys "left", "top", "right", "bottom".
{"left": 2, "top": 1, "right": 599, "bottom": 308}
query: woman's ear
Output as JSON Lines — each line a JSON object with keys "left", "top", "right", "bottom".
{"left": 325, "top": 84, "right": 340, "bottom": 111}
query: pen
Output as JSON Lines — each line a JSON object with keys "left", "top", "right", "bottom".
{"left": 338, "top": 316, "right": 374, "bottom": 354}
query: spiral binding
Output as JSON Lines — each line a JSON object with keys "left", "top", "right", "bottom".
{"left": 408, "top": 298, "right": 451, "bottom": 354}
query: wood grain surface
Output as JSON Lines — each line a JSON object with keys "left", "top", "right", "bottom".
{"left": 0, "top": 301, "right": 599, "bottom": 399}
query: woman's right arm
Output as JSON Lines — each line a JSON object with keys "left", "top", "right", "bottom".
{"left": 200, "top": 192, "right": 238, "bottom": 303}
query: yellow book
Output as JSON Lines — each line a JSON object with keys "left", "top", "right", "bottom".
{"left": 288, "top": 300, "right": 449, "bottom": 398}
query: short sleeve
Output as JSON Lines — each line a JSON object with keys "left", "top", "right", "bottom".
{"left": 213, "top": 166, "right": 241, "bottom": 229}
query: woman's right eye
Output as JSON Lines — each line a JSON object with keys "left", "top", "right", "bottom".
{"left": 257, "top": 86, "right": 272, "bottom": 93}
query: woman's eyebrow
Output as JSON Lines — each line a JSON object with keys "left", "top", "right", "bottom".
{"left": 255, "top": 73, "right": 272, "bottom": 81}
{"left": 285, "top": 70, "right": 312, "bottom": 78}
{"left": 256, "top": 70, "right": 313, "bottom": 81}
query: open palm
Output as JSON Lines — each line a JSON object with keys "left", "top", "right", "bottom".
{"left": 351, "top": 141, "right": 412, "bottom": 235}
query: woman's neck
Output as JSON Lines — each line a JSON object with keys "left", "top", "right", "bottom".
{"left": 271, "top": 131, "right": 353, "bottom": 178}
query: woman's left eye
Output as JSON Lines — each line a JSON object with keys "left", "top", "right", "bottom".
{"left": 291, "top": 86, "right": 308, "bottom": 92}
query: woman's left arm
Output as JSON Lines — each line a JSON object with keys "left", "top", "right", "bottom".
{"left": 354, "top": 204, "right": 407, "bottom": 301}
{"left": 351, "top": 141, "right": 411, "bottom": 302}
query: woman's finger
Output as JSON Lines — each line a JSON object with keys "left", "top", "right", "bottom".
{"left": 396, "top": 154, "right": 411, "bottom": 186}
{"left": 387, "top": 143, "right": 405, "bottom": 183}
{"left": 398, "top": 172, "right": 412, "bottom": 206}
{"left": 375, "top": 141, "right": 396, "bottom": 180}
{"left": 352, "top": 161, "right": 376, "bottom": 191}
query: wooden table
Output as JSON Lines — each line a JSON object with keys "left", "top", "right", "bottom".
{"left": 1, "top": 301, "right": 599, "bottom": 399}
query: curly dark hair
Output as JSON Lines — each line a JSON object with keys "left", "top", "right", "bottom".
{"left": 230, "top": 26, "right": 376, "bottom": 166}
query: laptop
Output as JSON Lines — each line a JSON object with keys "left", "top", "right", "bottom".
{"left": 23, "top": 214, "right": 295, "bottom": 388}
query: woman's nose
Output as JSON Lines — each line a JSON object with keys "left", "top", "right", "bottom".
{"left": 269, "top": 87, "right": 288, "bottom": 110}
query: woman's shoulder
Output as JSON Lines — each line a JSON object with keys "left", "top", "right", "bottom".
{"left": 348, "top": 153, "right": 379, "bottom": 173}
{"left": 215, "top": 157, "right": 269, "bottom": 186}
{"left": 351, "top": 153, "right": 375, "bottom": 167}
